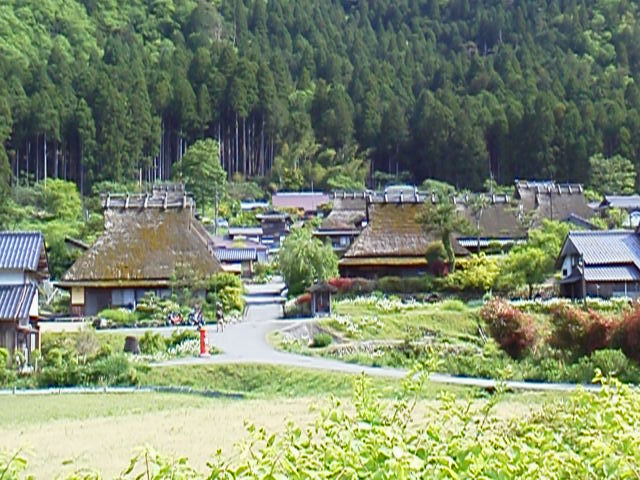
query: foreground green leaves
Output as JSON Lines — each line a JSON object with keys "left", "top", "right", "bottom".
{"left": 3, "top": 369, "right": 640, "bottom": 479}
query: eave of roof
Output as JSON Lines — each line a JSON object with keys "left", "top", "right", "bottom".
{"left": 339, "top": 256, "right": 428, "bottom": 267}
{"left": 56, "top": 279, "right": 171, "bottom": 289}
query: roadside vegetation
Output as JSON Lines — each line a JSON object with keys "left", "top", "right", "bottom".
{"left": 0, "top": 329, "right": 217, "bottom": 389}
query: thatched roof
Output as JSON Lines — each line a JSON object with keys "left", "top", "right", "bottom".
{"left": 458, "top": 202, "right": 527, "bottom": 239}
{"left": 342, "top": 203, "right": 469, "bottom": 260}
{"left": 514, "top": 180, "right": 593, "bottom": 222}
{"left": 319, "top": 209, "right": 366, "bottom": 232}
{"left": 60, "top": 207, "right": 220, "bottom": 286}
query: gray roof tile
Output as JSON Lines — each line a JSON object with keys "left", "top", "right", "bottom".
{"left": 566, "top": 231, "right": 640, "bottom": 267}
{"left": 0, "top": 232, "right": 44, "bottom": 272}
{"left": 0, "top": 284, "right": 37, "bottom": 320}
{"left": 583, "top": 265, "right": 640, "bottom": 282}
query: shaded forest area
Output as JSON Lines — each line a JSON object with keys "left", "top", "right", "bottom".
{"left": 2, "top": 0, "right": 640, "bottom": 197}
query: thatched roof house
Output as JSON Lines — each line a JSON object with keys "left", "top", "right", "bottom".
{"left": 456, "top": 194, "right": 528, "bottom": 252}
{"left": 58, "top": 186, "right": 221, "bottom": 316}
{"left": 339, "top": 202, "right": 469, "bottom": 278}
{"left": 514, "top": 180, "right": 594, "bottom": 223}
{"left": 314, "top": 192, "right": 368, "bottom": 254}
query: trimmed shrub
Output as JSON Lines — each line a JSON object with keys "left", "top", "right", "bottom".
{"left": 98, "top": 308, "right": 138, "bottom": 324}
{"left": 479, "top": 298, "right": 537, "bottom": 359}
{"left": 84, "top": 354, "right": 137, "bottom": 386}
{"left": 328, "top": 277, "right": 354, "bottom": 293}
{"left": 328, "top": 277, "right": 375, "bottom": 295}
{"left": 296, "top": 293, "right": 311, "bottom": 305}
{"left": 617, "top": 304, "right": 640, "bottom": 363}
{"left": 375, "top": 276, "right": 435, "bottom": 294}
{"left": 139, "top": 332, "right": 167, "bottom": 355}
{"left": 549, "top": 304, "right": 617, "bottom": 357}
{"left": 311, "top": 332, "right": 333, "bottom": 348}
{"left": 166, "top": 329, "right": 200, "bottom": 349}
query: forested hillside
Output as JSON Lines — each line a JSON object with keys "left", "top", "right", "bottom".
{"left": 2, "top": 0, "right": 640, "bottom": 195}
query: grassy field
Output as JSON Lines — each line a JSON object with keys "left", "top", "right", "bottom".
{"left": 0, "top": 363, "right": 555, "bottom": 478}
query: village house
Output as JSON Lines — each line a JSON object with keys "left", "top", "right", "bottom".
{"left": 0, "top": 232, "right": 49, "bottom": 362}
{"left": 598, "top": 195, "right": 640, "bottom": 228}
{"left": 339, "top": 196, "right": 469, "bottom": 278}
{"left": 456, "top": 193, "right": 528, "bottom": 253}
{"left": 57, "top": 185, "right": 221, "bottom": 316}
{"left": 227, "top": 226, "right": 263, "bottom": 244}
{"left": 256, "top": 211, "right": 291, "bottom": 249}
{"left": 313, "top": 191, "right": 368, "bottom": 254}
{"left": 556, "top": 230, "right": 640, "bottom": 299}
{"left": 212, "top": 236, "right": 268, "bottom": 277}
{"left": 514, "top": 180, "right": 595, "bottom": 224}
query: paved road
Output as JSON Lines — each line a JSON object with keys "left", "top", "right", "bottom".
{"left": 152, "top": 285, "right": 600, "bottom": 392}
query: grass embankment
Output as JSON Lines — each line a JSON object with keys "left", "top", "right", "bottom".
{"left": 137, "top": 363, "right": 473, "bottom": 399}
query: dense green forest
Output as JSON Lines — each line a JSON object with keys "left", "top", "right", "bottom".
{"left": 2, "top": 0, "right": 640, "bottom": 196}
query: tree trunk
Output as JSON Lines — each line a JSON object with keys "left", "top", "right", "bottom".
{"left": 54, "top": 141, "right": 59, "bottom": 179}
{"left": 260, "top": 116, "right": 265, "bottom": 176}
{"left": 242, "top": 116, "right": 247, "bottom": 177}
{"left": 79, "top": 141, "right": 84, "bottom": 196}
{"left": 36, "top": 135, "right": 40, "bottom": 183}
{"left": 43, "top": 131, "right": 47, "bottom": 186}
{"left": 26, "top": 140, "right": 30, "bottom": 186}
{"left": 235, "top": 112, "right": 239, "bottom": 175}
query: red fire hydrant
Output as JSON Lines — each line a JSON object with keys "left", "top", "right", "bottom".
{"left": 199, "top": 327, "right": 209, "bottom": 357}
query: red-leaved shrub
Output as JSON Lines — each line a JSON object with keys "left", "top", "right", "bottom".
{"left": 618, "top": 303, "right": 640, "bottom": 363}
{"left": 549, "top": 304, "right": 617, "bottom": 356}
{"left": 328, "top": 277, "right": 375, "bottom": 294}
{"left": 328, "top": 277, "right": 354, "bottom": 293}
{"left": 480, "top": 298, "right": 537, "bottom": 359}
{"left": 296, "top": 293, "right": 311, "bottom": 305}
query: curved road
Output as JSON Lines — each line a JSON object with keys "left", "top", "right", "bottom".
{"left": 153, "top": 283, "right": 599, "bottom": 392}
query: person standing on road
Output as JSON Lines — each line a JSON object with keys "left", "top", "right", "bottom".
{"left": 216, "top": 302, "right": 225, "bottom": 332}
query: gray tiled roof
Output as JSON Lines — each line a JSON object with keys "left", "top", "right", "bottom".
{"left": 0, "top": 284, "right": 36, "bottom": 320}
{"left": 564, "top": 231, "right": 640, "bottom": 267}
{"left": 584, "top": 265, "right": 640, "bottom": 282}
{"left": 215, "top": 248, "right": 259, "bottom": 262}
{"left": 0, "top": 232, "right": 44, "bottom": 272}
{"left": 602, "top": 195, "right": 640, "bottom": 211}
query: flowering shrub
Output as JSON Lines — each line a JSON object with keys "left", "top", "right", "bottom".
{"left": 479, "top": 298, "right": 537, "bottom": 359}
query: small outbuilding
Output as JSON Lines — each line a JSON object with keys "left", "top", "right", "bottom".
{"left": 308, "top": 282, "right": 337, "bottom": 317}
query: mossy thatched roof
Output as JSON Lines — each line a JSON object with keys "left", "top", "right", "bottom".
{"left": 342, "top": 203, "right": 468, "bottom": 259}
{"left": 62, "top": 207, "right": 221, "bottom": 284}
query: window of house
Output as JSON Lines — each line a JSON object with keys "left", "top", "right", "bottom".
{"left": 562, "top": 269, "right": 568, "bottom": 277}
